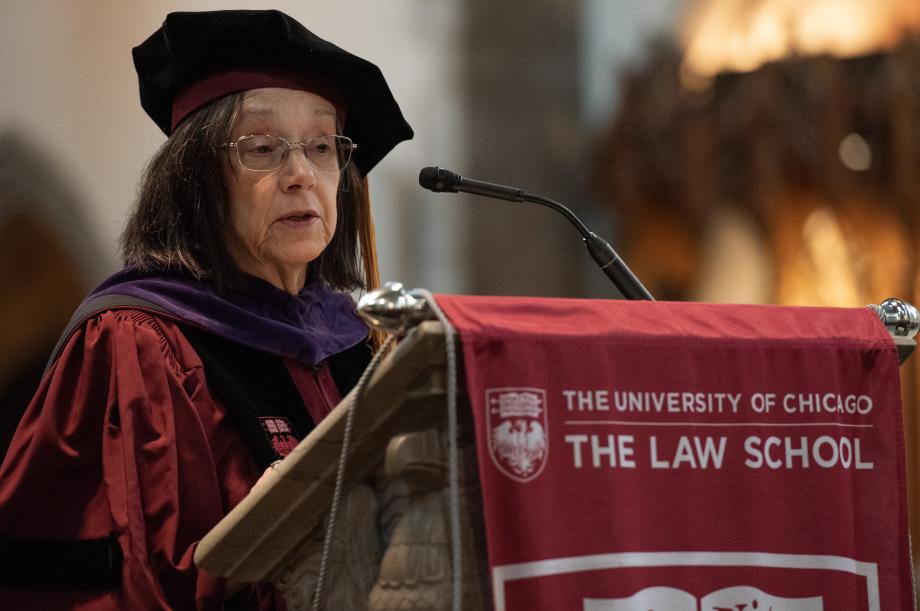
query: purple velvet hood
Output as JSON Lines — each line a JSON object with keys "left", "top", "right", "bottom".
{"left": 88, "top": 268, "right": 369, "bottom": 366}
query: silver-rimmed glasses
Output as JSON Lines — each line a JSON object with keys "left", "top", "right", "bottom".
{"left": 222, "top": 134, "right": 357, "bottom": 172}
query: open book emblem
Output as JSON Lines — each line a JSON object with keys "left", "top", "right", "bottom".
{"left": 486, "top": 387, "right": 549, "bottom": 482}
{"left": 584, "top": 586, "right": 824, "bottom": 611}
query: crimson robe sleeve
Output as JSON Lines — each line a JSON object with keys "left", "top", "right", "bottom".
{"left": 0, "top": 310, "right": 282, "bottom": 611}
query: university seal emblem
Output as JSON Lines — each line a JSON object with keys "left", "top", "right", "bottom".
{"left": 258, "top": 416, "right": 299, "bottom": 459}
{"left": 486, "top": 387, "right": 549, "bottom": 482}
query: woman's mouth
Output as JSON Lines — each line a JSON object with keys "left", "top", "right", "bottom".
{"left": 277, "top": 212, "right": 319, "bottom": 227}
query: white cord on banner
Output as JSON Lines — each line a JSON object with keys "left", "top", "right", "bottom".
{"left": 311, "top": 333, "right": 399, "bottom": 611}
{"left": 416, "top": 290, "right": 462, "bottom": 611}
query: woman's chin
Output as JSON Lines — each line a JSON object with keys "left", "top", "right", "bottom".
{"left": 264, "top": 241, "right": 328, "bottom": 269}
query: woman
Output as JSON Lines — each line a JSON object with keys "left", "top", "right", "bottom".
{"left": 0, "top": 9, "right": 412, "bottom": 610}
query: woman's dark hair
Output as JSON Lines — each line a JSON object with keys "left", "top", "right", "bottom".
{"left": 121, "top": 93, "right": 367, "bottom": 292}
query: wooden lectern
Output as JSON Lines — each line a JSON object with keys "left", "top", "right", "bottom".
{"left": 194, "top": 320, "right": 488, "bottom": 610}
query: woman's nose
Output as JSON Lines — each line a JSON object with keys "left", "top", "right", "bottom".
{"left": 279, "top": 145, "right": 317, "bottom": 190}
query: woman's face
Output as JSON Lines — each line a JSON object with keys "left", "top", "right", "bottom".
{"left": 224, "top": 87, "right": 340, "bottom": 293}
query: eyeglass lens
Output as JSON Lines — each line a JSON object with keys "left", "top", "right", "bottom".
{"left": 235, "top": 135, "right": 352, "bottom": 172}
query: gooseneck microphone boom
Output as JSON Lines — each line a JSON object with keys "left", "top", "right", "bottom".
{"left": 419, "top": 167, "right": 654, "bottom": 301}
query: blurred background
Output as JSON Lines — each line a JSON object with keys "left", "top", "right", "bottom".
{"left": 3, "top": 0, "right": 920, "bottom": 573}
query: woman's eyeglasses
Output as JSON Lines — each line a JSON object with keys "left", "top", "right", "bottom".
{"left": 221, "top": 134, "right": 357, "bottom": 172}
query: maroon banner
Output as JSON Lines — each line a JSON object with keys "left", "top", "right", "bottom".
{"left": 435, "top": 296, "right": 912, "bottom": 611}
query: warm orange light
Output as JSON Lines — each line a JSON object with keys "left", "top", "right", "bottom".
{"left": 681, "top": 0, "right": 920, "bottom": 82}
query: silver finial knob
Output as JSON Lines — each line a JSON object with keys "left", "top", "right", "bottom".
{"left": 357, "top": 281, "right": 432, "bottom": 332}
{"left": 868, "top": 298, "right": 920, "bottom": 339}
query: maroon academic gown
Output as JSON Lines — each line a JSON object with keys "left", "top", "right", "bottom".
{"left": 0, "top": 309, "right": 341, "bottom": 610}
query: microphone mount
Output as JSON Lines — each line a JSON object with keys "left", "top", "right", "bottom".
{"left": 419, "top": 166, "right": 654, "bottom": 300}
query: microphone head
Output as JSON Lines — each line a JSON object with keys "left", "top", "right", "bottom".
{"left": 419, "top": 166, "right": 460, "bottom": 193}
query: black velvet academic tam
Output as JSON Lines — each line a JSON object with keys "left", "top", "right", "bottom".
{"left": 132, "top": 9, "right": 414, "bottom": 175}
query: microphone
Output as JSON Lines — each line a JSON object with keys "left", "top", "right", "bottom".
{"left": 418, "top": 166, "right": 525, "bottom": 202}
{"left": 418, "top": 167, "right": 654, "bottom": 301}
